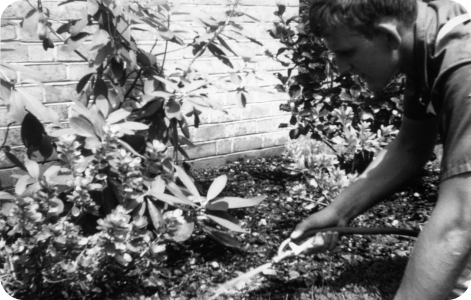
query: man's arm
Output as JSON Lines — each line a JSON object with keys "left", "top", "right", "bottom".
{"left": 395, "top": 173, "right": 471, "bottom": 300}
{"left": 292, "top": 115, "right": 439, "bottom": 242}
{"left": 329, "top": 115, "right": 439, "bottom": 223}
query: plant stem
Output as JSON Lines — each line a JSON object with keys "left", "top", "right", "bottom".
{"left": 120, "top": 69, "right": 143, "bottom": 108}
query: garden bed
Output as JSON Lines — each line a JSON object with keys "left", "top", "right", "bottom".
{"left": 155, "top": 155, "right": 438, "bottom": 300}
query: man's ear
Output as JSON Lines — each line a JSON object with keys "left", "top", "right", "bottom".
{"left": 376, "top": 22, "right": 402, "bottom": 50}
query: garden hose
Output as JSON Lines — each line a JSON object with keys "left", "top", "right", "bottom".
{"left": 292, "top": 226, "right": 420, "bottom": 244}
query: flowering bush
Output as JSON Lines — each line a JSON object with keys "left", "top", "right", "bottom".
{"left": 0, "top": 0, "right": 277, "bottom": 298}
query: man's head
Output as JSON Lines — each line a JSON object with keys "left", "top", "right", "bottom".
{"left": 309, "top": 0, "right": 417, "bottom": 38}
{"left": 309, "top": 0, "right": 418, "bottom": 91}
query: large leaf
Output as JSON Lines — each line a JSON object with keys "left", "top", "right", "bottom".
{"left": 147, "top": 199, "right": 164, "bottom": 230}
{"left": 91, "top": 29, "right": 110, "bottom": 51}
{"left": 19, "top": 89, "right": 60, "bottom": 125}
{"left": 49, "top": 128, "right": 76, "bottom": 137}
{"left": 21, "top": 112, "right": 44, "bottom": 148}
{"left": 209, "top": 195, "right": 266, "bottom": 209}
{"left": 150, "top": 176, "right": 165, "bottom": 195}
{"left": 63, "top": 32, "right": 90, "bottom": 52}
{"left": 174, "top": 165, "right": 200, "bottom": 199}
{"left": 70, "top": 16, "right": 89, "bottom": 36}
{"left": 8, "top": 90, "right": 26, "bottom": 124}
{"left": 76, "top": 73, "right": 94, "bottom": 93}
{"left": 203, "top": 226, "right": 241, "bottom": 248}
{"left": 39, "top": 134, "right": 54, "bottom": 160}
{"left": 0, "top": 192, "right": 15, "bottom": 201}
{"left": 15, "top": 175, "right": 31, "bottom": 196}
{"left": 165, "top": 98, "right": 182, "bottom": 120}
{"left": 152, "top": 192, "right": 197, "bottom": 207}
{"left": 94, "top": 78, "right": 108, "bottom": 99}
{"left": 206, "top": 175, "right": 227, "bottom": 202}
{"left": 106, "top": 108, "right": 131, "bottom": 124}
{"left": 205, "top": 210, "right": 246, "bottom": 233}
{"left": 153, "top": 76, "right": 180, "bottom": 92}
{"left": 22, "top": 9, "right": 39, "bottom": 37}
{"left": 24, "top": 159, "right": 40, "bottom": 179}
{"left": 118, "top": 122, "right": 149, "bottom": 131}
{"left": 69, "top": 116, "right": 97, "bottom": 137}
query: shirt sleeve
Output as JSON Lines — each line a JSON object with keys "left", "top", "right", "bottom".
{"left": 436, "top": 63, "right": 471, "bottom": 181}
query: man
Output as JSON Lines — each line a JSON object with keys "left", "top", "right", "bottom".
{"left": 290, "top": 0, "right": 471, "bottom": 299}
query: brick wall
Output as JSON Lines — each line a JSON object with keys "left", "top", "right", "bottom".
{"left": 0, "top": 0, "right": 298, "bottom": 188}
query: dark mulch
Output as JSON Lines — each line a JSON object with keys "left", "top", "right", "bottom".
{"left": 156, "top": 155, "right": 438, "bottom": 300}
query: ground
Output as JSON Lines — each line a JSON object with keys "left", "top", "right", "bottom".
{"left": 156, "top": 155, "right": 438, "bottom": 300}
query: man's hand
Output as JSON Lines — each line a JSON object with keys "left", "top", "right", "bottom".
{"left": 290, "top": 206, "right": 348, "bottom": 254}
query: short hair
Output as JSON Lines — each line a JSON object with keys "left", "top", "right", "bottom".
{"left": 309, "top": 0, "right": 418, "bottom": 37}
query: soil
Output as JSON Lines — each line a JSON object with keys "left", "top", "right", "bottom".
{"left": 156, "top": 155, "right": 439, "bottom": 300}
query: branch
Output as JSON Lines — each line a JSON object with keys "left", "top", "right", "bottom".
{"left": 188, "top": 1, "right": 240, "bottom": 68}
{"left": 47, "top": 23, "right": 89, "bottom": 62}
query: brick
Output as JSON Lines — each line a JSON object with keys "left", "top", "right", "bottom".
{"left": 0, "top": 126, "right": 22, "bottom": 147}
{"left": 0, "top": 147, "right": 25, "bottom": 169}
{"left": 262, "top": 130, "right": 290, "bottom": 148}
{"left": 236, "top": 102, "right": 277, "bottom": 120}
{"left": 142, "top": 43, "right": 185, "bottom": 60}
{"left": 46, "top": 103, "right": 69, "bottom": 121}
{"left": 216, "top": 138, "right": 232, "bottom": 155}
{"left": 1, "top": 42, "right": 29, "bottom": 62}
{"left": 191, "top": 57, "right": 245, "bottom": 74}
{"left": 0, "top": 107, "right": 17, "bottom": 127}
{"left": 21, "top": 64, "right": 67, "bottom": 82}
{"left": 210, "top": 106, "right": 240, "bottom": 123}
{"left": 233, "top": 135, "right": 262, "bottom": 152}
{"left": 190, "top": 123, "right": 225, "bottom": 142}
{"left": 248, "top": 90, "right": 289, "bottom": 103}
{"left": 257, "top": 116, "right": 290, "bottom": 133}
{"left": 226, "top": 120, "right": 257, "bottom": 137}
{"left": 29, "top": 43, "right": 56, "bottom": 61}
{"left": 1, "top": 25, "right": 16, "bottom": 41}
{"left": 184, "top": 141, "right": 217, "bottom": 159}
{"left": 68, "top": 63, "right": 95, "bottom": 80}
{"left": 57, "top": 43, "right": 93, "bottom": 62}
{"left": 0, "top": 168, "right": 16, "bottom": 189}
{"left": 45, "top": 84, "right": 77, "bottom": 103}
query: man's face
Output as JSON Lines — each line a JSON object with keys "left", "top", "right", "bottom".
{"left": 323, "top": 26, "right": 401, "bottom": 92}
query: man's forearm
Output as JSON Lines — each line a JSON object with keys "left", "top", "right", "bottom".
{"left": 330, "top": 117, "right": 438, "bottom": 223}
{"left": 395, "top": 173, "right": 471, "bottom": 299}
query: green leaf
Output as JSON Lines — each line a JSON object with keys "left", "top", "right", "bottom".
{"left": 22, "top": 9, "right": 39, "bottom": 37}
{"left": 147, "top": 199, "right": 164, "bottom": 230}
{"left": 118, "top": 122, "right": 149, "bottom": 131}
{"left": 91, "top": 29, "right": 110, "bottom": 51}
{"left": 42, "top": 165, "right": 61, "bottom": 179}
{"left": 8, "top": 90, "right": 26, "bottom": 124}
{"left": 209, "top": 195, "right": 266, "bottom": 209}
{"left": 152, "top": 192, "right": 196, "bottom": 207}
{"left": 150, "top": 176, "right": 165, "bottom": 195}
{"left": 94, "top": 78, "right": 108, "bottom": 99}
{"left": 206, "top": 175, "right": 227, "bottom": 202}
{"left": 70, "top": 16, "right": 89, "bottom": 36}
{"left": 216, "top": 36, "right": 238, "bottom": 57}
{"left": 0, "top": 192, "right": 15, "bottom": 201}
{"left": 106, "top": 108, "right": 131, "bottom": 124}
{"left": 4, "top": 151, "right": 27, "bottom": 172}
{"left": 49, "top": 128, "right": 76, "bottom": 137}
{"left": 165, "top": 98, "right": 182, "bottom": 120}
{"left": 15, "top": 175, "right": 30, "bottom": 196}
{"left": 21, "top": 112, "right": 44, "bottom": 148}
{"left": 1, "top": 203, "right": 15, "bottom": 216}
{"left": 69, "top": 116, "right": 97, "bottom": 137}
{"left": 205, "top": 211, "right": 246, "bottom": 233}
{"left": 89, "top": 104, "right": 106, "bottom": 138}
{"left": 25, "top": 159, "right": 40, "bottom": 179}
{"left": 0, "top": 78, "right": 12, "bottom": 102}
{"left": 19, "top": 89, "right": 60, "bottom": 125}
{"left": 63, "top": 32, "right": 90, "bottom": 52}
{"left": 205, "top": 201, "right": 228, "bottom": 211}
{"left": 174, "top": 165, "right": 200, "bottom": 199}
{"left": 84, "top": 136, "right": 101, "bottom": 149}
{"left": 77, "top": 73, "right": 94, "bottom": 93}
{"left": 153, "top": 76, "right": 180, "bottom": 92}
{"left": 203, "top": 226, "right": 241, "bottom": 248}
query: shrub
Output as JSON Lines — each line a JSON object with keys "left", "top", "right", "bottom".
{"left": 0, "top": 0, "right": 280, "bottom": 298}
